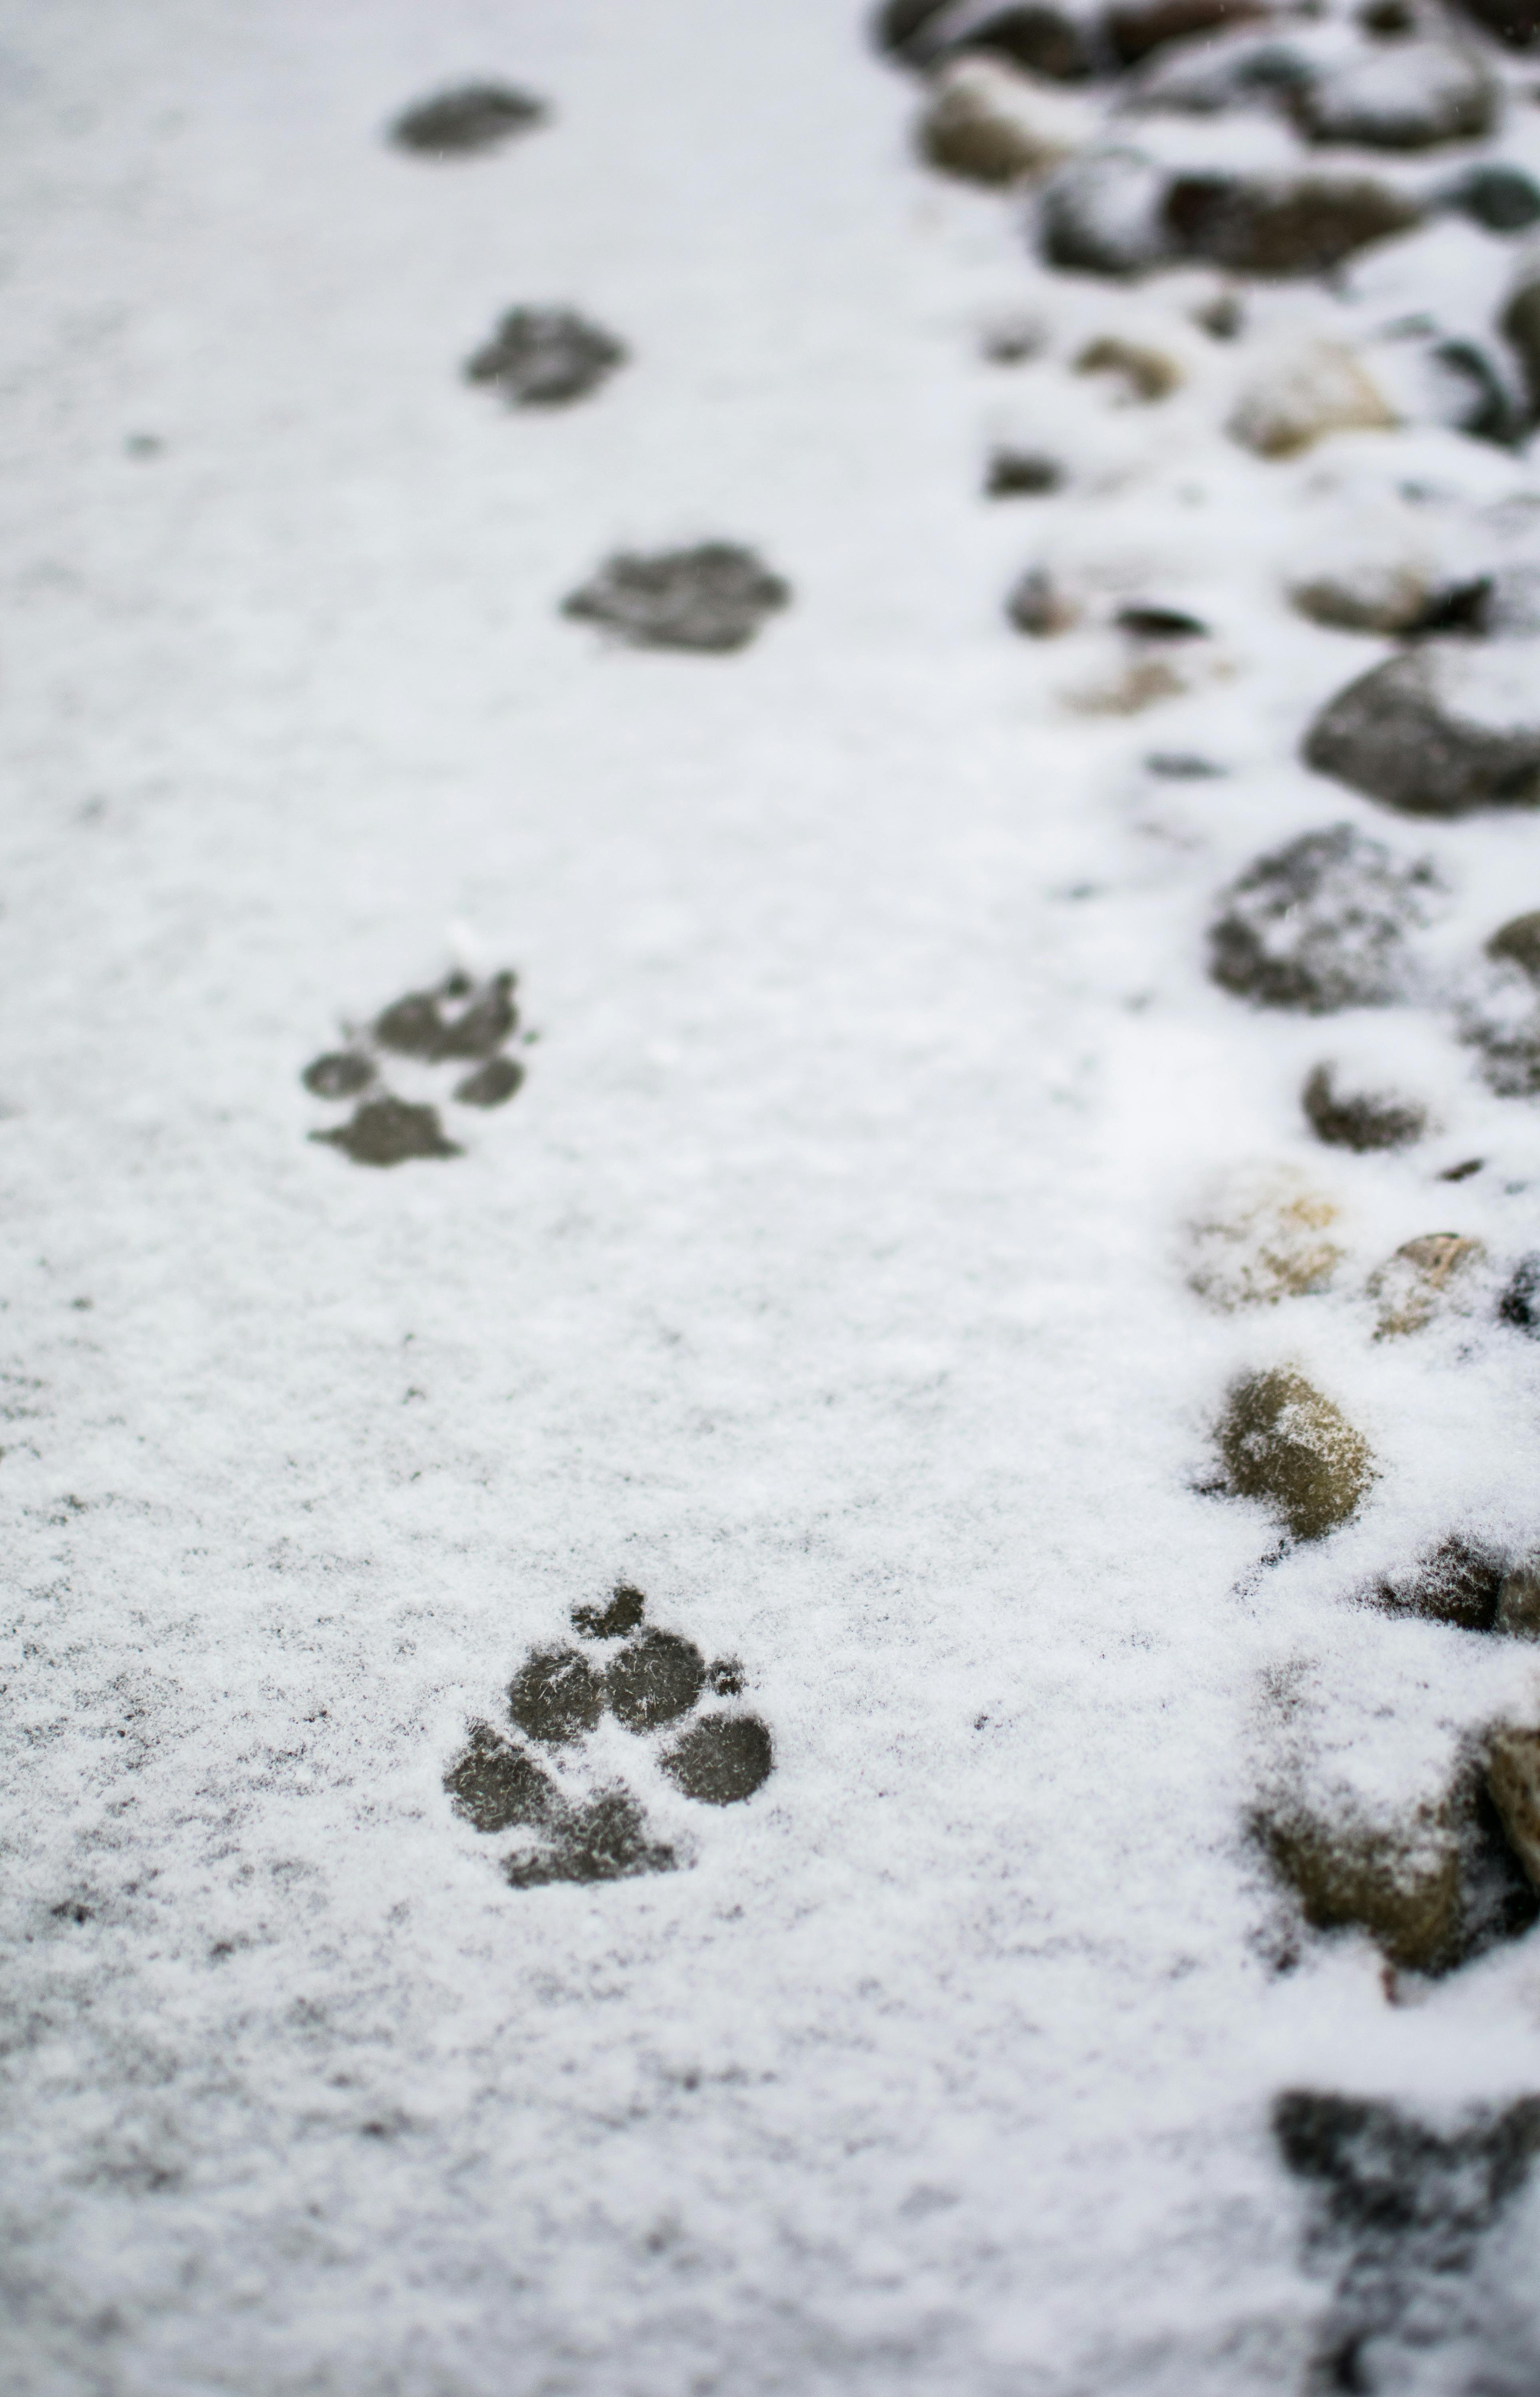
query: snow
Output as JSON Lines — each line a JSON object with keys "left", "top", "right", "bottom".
{"left": 4, "top": 1, "right": 1540, "bottom": 2391}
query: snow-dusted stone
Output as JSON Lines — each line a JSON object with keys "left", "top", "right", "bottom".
{"left": 464, "top": 308, "right": 628, "bottom": 408}
{"left": 874, "top": 0, "right": 1093, "bottom": 78}
{"left": 1302, "top": 1061, "right": 1426, "bottom": 1150}
{"left": 1379, "top": 328, "right": 1525, "bottom": 448}
{"left": 985, "top": 446, "right": 1063, "bottom": 493}
{"left": 1105, "top": 0, "right": 1270, "bottom": 68}
{"left": 1290, "top": 41, "right": 1496, "bottom": 152}
{"left": 1165, "top": 171, "right": 1421, "bottom": 276}
{"left": 1209, "top": 825, "right": 1440, "bottom": 1013}
{"left": 919, "top": 54, "right": 1093, "bottom": 183}
{"left": 1304, "top": 646, "right": 1540, "bottom": 817}
{"left": 1372, "top": 1536, "right": 1504, "bottom": 1630}
{"left": 389, "top": 83, "right": 547, "bottom": 157}
{"left": 1368, "top": 1232, "right": 1486, "bottom": 1338}
{"left": 1188, "top": 1165, "right": 1343, "bottom": 1310}
{"left": 1218, "top": 1365, "right": 1374, "bottom": 1540}
{"left": 1230, "top": 338, "right": 1398, "bottom": 456}
{"left": 1289, "top": 559, "right": 1431, "bottom": 634}
{"left": 1005, "top": 564, "right": 1078, "bottom": 632}
{"left": 1449, "top": 0, "right": 1540, "bottom": 50}
{"left": 1038, "top": 145, "right": 1170, "bottom": 274}
{"left": 1121, "top": 28, "right": 1309, "bottom": 116}
{"left": 1073, "top": 332, "right": 1182, "bottom": 397}
{"left": 1501, "top": 269, "right": 1540, "bottom": 418}
{"left": 1258, "top": 1796, "right": 1463, "bottom": 1970}
{"left": 1496, "top": 1559, "right": 1540, "bottom": 1636}
{"left": 1487, "top": 1724, "right": 1540, "bottom": 1890}
{"left": 562, "top": 544, "right": 792, "bottom": 653}
{"left": 1446, "top": 162, "right": 1540, "bottom": 233}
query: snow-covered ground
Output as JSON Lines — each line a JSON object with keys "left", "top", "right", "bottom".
{"left": 6, "top": 1, "right": 1540, "bottom": 2390}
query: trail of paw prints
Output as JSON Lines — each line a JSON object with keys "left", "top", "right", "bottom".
{"left": 444, "top": 1585, "right": 774, "bottom": 1888}
{"left": 303, "top": 967, "right": 527, "bottom": 1167}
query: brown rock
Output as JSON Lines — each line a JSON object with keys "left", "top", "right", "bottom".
{"left": 1260, "top": 1802, "right": 1462, "bottom": 1973}
{"left": 1373, "top": 1537, "right": 1505, "bottom": 1631}
{"left": 1218, "top": 1367, "right": 1373, "bottom": 1540}
{"left": 1369, "top": 1233, "right": 1485, "bottom": 1337}
{"left": 1073, "top": 334, "right": 1183, "bottom": 400}
{"left": 1502, "top": 279, "right": 1540, "bottom": 421}
{"left": 1487, "top": 1725, "right": 1540, "bottom": 1889}
{"left": 1302, "top": 1063, "right": 1426, "bottom": 1153}
{"left": 1107, "top": 0, "right": 1268, "bottom": 67}
{"left": 1166, "top": 173, "right": 1420, "bottom": 277}
{"left": 1189, "top": 1169, "right": 1343, "bottom": 1310}
{"left": 1496, "top": 1560, "right": 1540, "bottom": 1638}
{"left": 919, "top": 54, "right": 1091, "bottom": 183}
{"left": 1304, "top": 647, "right": 1540, "bottom": 819}
{"left": 1230, "top": 340, "right": 1397, "bottom": 458}
{"left": 1488, "top": 910, "right": 1540, "bottom": 982}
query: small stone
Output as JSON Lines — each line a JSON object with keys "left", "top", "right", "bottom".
{"left": 1230, "top": 340, "right": 1398, "bottom": 458}
{"left": 444, "top": 1724, "right": 558, "bottom": 1833}
{"left": 1218, "top": 1366, "right": 1374, "bottom": 1540}
{"left": 1488, "top": 911, "right": 1540, "bottom": 981}
{"left": 1005, "top": 565, "right": 1077, "bottom": 635}
{"left": 1369, "top": 1232, "right": 1485, "bottom": 1337}
{"left": 1496, "top": 1560, "right": 1540, "bottom": 1637}
{"left": 1502, "top": 277, "right": 1540, "bottom": 420}
{"left": 1449, "top": 0, "right": 1540, "bottom": 52}
{"left": 302, "top": 1051, "right": 375, "bottom": 1100}
{"left": 464, "top": 308, "right": 627, "bottom": 409}
{"left": 1447, "top": 163, "right": 1540, "bottom": 234}
{"left": 310, "top": 1098, "right": 461, "bottom": 1167}
{"left": 508, "top": 1646, "right": 605, "bottom": 1745}
{"left": 1290, "top": 42, "right": 1496, "bottom": 151}
{"left": 1288, "top": 560, "right": 1431, "bottom": 636}
{"left": 1106, "top": 0, "right": 1268, "bottom": 68}
{"left": 1398, "top": 336, "right": 1524, "bottom": 449}
{"left": 1373, "top": 1536, "right": 1504, "bottom": 1630}
{"left": 985, "top": 448, "right": 1063, "bottom": 496}
{"left": 1147, "top": 750, "right": 1226, "bottom": 777}
{"left": 1060, "top": 654, "right": 1187, "bottom": 713}
{"left": 1188, "top": 1167, "right": 1343, "bottom": 1310}
{"left": 662, "top": 1713, "right": 774, "bottom": 1805}
{"left": 1259, "top": 1801, "right": 1461, "bottom": 1972}
{"left": 1486, "top": 1724, "right": 1540, "bottom": 1889}
{"left": 876, "top": 0, "right": 1094, "bottom": 81}
{"left": 1208, "top": 824, "right": 1440, "bottom": 1013}
{"left": 1073, "top": 335, "right": 1182, "bottom": 401}
{"left": 389, "top": 85, "right": 546, "bottom": 157}
{"left": 1499, "top": 1252, "right": 1540, "bottom": 1330}
{"left": 572, "top": 1585, "right": 648, "bottom": 1640}
{"left": 1304, "top": 646, "right": 1540, "bottom": 818}
{"left": 562, "top": 544, "right": 791, "bottom": 654}
{"left": 1166, "top": 173, "right": 1420, "bottom": 278}
{"left": 605, "top": 1630, "right": 706, "bottom": 1733}
{"left": 918, "top": 54, "right": 1091, "bottom": 185}
{"left": 1117, "top": 602, "right": 1207, "bottom": 638}
{"left": 454, "top": 1056, "right": 525, "bottom": 1109}
{"left": 1038, "top": 147, "right": 1170, "bottom": 278}
{"left": 1302, "top": 1063, "right": 1426, "bottom": 1151}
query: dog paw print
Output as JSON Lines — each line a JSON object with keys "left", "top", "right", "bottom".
{"left": 303, "top": 967, "right": 527, "bottom": 1166}
{"left": 443, "top": 1584, "right": 774, "bottom": 1887}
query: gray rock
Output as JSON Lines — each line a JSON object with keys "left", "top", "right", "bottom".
{"left": 389, "top": 83, "right": 547, "bottom": 157}
{"left": 465, "top": 308, "right": 627, "bottom": 408}
{"left": 1496, "top": 1559, "right": 1540, "bottom": 1637}
{"left": 874, "top": 0, "right": 1093, "bottom": 78}
{"left": 1005, "top": 565, "right": 1077, "bottom": 634}
{"left": 562, "top": 544, "right": 791, "bottom": 654}
{"left": 1165, "top": 171, "right": 1420, "bottom": 276}
{"left": 1302, "top": 1062, "right": 1426, "bottom": 1151}
{"left": 1446, "top": 163, "right": 1540, "bottom": 234}
{"left": 1209, "top": 824, "right": 1440, "bottom": 1013}
{"left": 1488, "top": 910, "right": 1540, "bottom": 981}
{"left": 1501, "top": 276, "right": 1540, "bottom": 421}
{"left": 1105, "top": 0, "right": 1270, "bottom": 68}
{"left": 1305, "top": 646, "right": 1540, "bottom": 817}
{"left": 1487, "top": 1723, "right": 1540, "bottom": 1888}
{"left": 1038, "top": 146, "right": 1170, "bottom": 276}
{"left": 1290, "top": 41, "right": 1495, "bottom": 151}
{"left": 1217, "top": 1365, "right": 1374, "bottom": 1540}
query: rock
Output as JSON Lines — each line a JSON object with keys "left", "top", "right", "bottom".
{"left": 1218, "top": 1366, "right": 1373, "bottom": 1540}
{"left": 1073, "top": 334, "right": 1182, "bottom": 399}
{"left": 1496, "top": 1559, "right": 1540, "bottom": 1636}
{"left": 1188, "top": 1167, "right": 1343, "bottom": 1310}
{"left": 1500, "top": 1253, "right": 1540, "bottom": 1329}
{"left": 1446, "top": 163, "right": 1540, "bottom": 234}
{"left": 1449, "top": 0, "right": 1540, "bottom": 51}
{"left": 1488, "top": 910, "right": 1540, "bottom": 980}
{"left": 1290, "top": 42, "right": 1496, "bottom": 151}
{"left": 1487, "top": 1724, "right": 1540, "bottom": 1889}
{"left": 389, "top": 83, "right": 547, "bottom": 157}
{"left": 1229, "top": 340, "right": 1398, "bottom": 457}
{"left": 1501, "top": 275, "right": 1540, "bottom": 420}
{"left": 465, "top": 308, "right": 627, "bottom": 409}
{"left": 1123, "top": 30, "right": 1309, "bottom": 117}
{"left": 1060, "top": 654, "right": 1188, "bottom": 712}
{"left": 1302, "top": 1063, "right": 1426, "bottom": 1151}
{"left": 661, "top": 1714, "right": 775, "bottom": 1805}
{"left": 562, "top": 544, "right": 791, "bottom": 653}
{"left": 875, "top": 0, "right": 1094, "bottom": 79}
{"left": 1289, "top": 560, "right": 1431, "bottom": 635}
{"left": 985, "top": 447, "right": 1063, "bottom": 495}
{"left": 1165, "top": 173, "right": 1421, "bottom": 277}
{"left": 1116, "top": 601, "right": 1207, "bottom": 637}
{"left": 1106, "top": 0, "right": 1268, "bottom": 68}
{"left": 1392, "top": 333, "right": 1524, "bottom": 449}
{"left": 1373, "top": 1536, "right": 1504, "bottom": 1630}
{"left": 1369, "top": 1232, "right": 1485, "bottom": 1337}
{"left": 1208, "top": 824, "right": 1440, "bottom": 1014}
{"left": 1038, "top": 147, "right": 1170, "bottom": 276}
{"left": 1259, "top": 1799, "right": 1461, "bottom": 1971}
{"left": 919, "top": 54, "right": 1092, "bottom": 183}
{"left": 1304, "top": 646, "right": 1540, "bottom": 817}
{"left": 310, "top": 1097, "right": 461, "bottom": 1168}
{"left": 1005, "top": 565, "right": 1077, "bottom": 634}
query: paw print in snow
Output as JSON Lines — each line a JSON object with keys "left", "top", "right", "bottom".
{"left": 444, "top": 1584, "right": 774, "bottom": 1887}
{"left": 303, "top": 967, "right": 527, "bottom": 1166}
